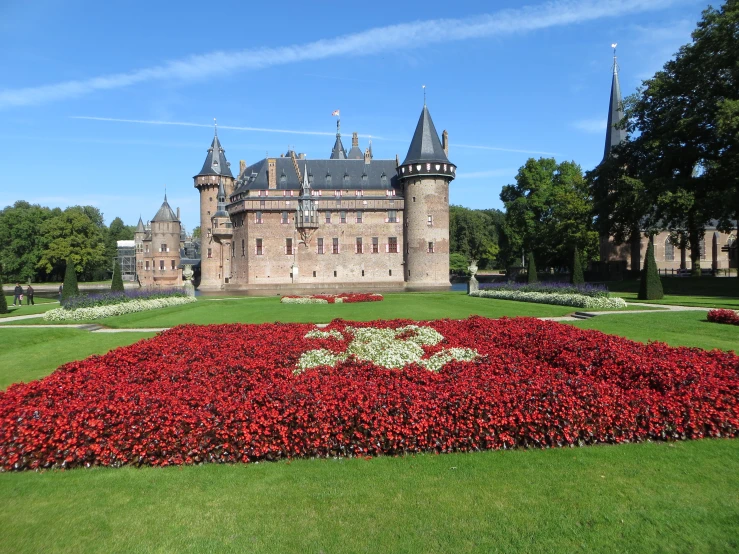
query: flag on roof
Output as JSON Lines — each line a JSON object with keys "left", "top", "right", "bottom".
{"left": 332, "top": 110, "right": 340, "bottom": 116}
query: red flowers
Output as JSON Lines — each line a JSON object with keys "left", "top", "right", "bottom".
{"left": 708, "top": 309, "right": 739, "bottom": 326}
{"left": 1, "top": 316, "right": 737, "bottom": 471}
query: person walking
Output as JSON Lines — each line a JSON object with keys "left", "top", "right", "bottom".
{"left": 26, "top": 284, "right": 34, "bottom": 305}
{"left": 58, "top": 284, "right": 63, "bottom": 302}
{"left": 13, "top": 283, "right": 23, "bottom": 306}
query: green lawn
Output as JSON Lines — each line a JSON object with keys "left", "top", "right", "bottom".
{"left": 1, "top": 295, "right": 58, "bottom": 318}
{"left": 607, "top": 277, "right": 739, "bottom": 309}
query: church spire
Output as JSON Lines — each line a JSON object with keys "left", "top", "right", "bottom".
{"left": 195, "top": 123, "right": 234, "bottom": 178}
{"left": 604, "top": 44, "right": 626, "bottom": 160}
{"left": 330, "top": 118, "right": 347, "bottom": 159}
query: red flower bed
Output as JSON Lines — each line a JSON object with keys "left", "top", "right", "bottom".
{"left": 1, "top": 316, "right": 737, "bottom": 471}
{"left": 281, "top": 293, "right": 383, "bottom": 303}
{"left": 708, "top": 309, "right": 739, "bottom": 326}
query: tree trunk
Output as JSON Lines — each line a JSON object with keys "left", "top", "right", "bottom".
{"left": 688, "top": 225, "right": 702, "bottom": 277}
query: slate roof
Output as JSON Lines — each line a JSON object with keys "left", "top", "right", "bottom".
{"left": 196, "top": 134, "right": 234, "bottom": 178}
{"left": 136, "top": 216, "right": 145, "bottom": 233}
{"left": 232, "top": 157, "right": 400, "bottom": 198}
{"left": 152, "top": 194, "right": 179, "bottom": 222}
{"left": 212, "top": 181, "right": 230, "bottom": 218}
{"left": 402, "top": 105, "right": 450, "bottom": 166}
{"left": 604, "top": 59, "right": 626, "bottom": 160}
{"left": 330, "top": 134, "right": 347, "bottom": 159}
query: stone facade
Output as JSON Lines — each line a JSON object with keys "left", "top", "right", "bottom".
{"left": 134, "top": 196, "right": 183, "bottom": 287}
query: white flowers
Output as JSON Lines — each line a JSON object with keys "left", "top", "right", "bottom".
{"left": 296, "top": 325, "right": 480, "bottom": 374}
{"left": 280, "top": 297, "right": 329, "bottom": 304}
{"left": 43, "top": 296, "right": 197, "bottom": 321}
{"left": 469, "top": 289, "right": 627, "bottom": 309}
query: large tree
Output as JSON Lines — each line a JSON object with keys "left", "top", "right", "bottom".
{"left": 449, "top": 206, "right": 502, "bottom": 269}
{"left": 501, "top": 158, "right": 597, "bottom": 270}
{"left": 0, "top": 201, "right": 58, "bottom": 282}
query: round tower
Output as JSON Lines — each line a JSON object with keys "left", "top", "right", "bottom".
{"left": 150, "top": 194, "right": 182, "bottom": 287}
{"left": 397, "top": 104, "right": 456, "bottom": 290}
{"left": 194, "top": 125, "right": 234, "bottom": 290}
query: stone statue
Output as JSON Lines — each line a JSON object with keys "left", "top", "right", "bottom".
{"left": 182, "top": 264, "right": 195, "bottom": 297}
{"left": 467, "top": 259, "right": 479, "bottom": 294}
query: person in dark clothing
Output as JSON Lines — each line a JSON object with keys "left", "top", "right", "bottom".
{"left": 13, "top": 283, "right": 23, "bottom": 306}
{"left": 58, "top": 285, "right": 63, "bottom": 302}
{"left": 26, "top": 285, "right": 34, "bottom": 305}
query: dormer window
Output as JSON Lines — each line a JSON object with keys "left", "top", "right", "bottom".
{"left": 279, "top": 172, "right": 287, "bottom": 186}
{"left": 343, "top": 172, "right": 350, "bottom": 187}
{"left": 380, "top": 172, "right": 388, "bottom": 187}
{"left": 326, "top": 173, "right": 332, "bottom": 186}
{"left": 362, "top": 173, "right": 368, "bottom": 186}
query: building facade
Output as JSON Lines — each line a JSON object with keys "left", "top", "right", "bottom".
{"left": 195, "top": 105, "right": 455, "bottom": 293}
{"left": 599, "top": 55, "right": 737, "bottom": 275}
{"left": 134, "top": 195, "right": 184, "bottom": 287}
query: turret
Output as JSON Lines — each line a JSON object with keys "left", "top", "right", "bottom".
{"left": 330, "top": 119, "right": 347, "bottom": 160}
{"left": 397, "top": 104, "right": 455, "bottom": 290}
{"left": 149, "top": 193, "right": 182, "bottom": 286}
{"left": 210, "top": 180, "right": 233, "bottom": 285}
{"left": 195, "top": 122, "right": 234, "bottom": 290}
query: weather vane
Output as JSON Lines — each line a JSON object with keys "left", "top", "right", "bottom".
{"left": 422, "top": 85, "right": 426, "bottom": 106}
{"left": 612, "top": 43, "right": 617, "bottom": 56}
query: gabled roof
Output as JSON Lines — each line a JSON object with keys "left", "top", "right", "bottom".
{"left": 196, "top": 133, "right": 234, "bottom": 178}
{"left": 604, "top": 58, "right": 626, "bottom": 160}
{"left": 152, "top": 194, "right": 179, "bottom": 222}
{"left": 402, "top": 105, "right": 450, "bottom": 166}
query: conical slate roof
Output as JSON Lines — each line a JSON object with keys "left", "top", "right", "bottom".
{"left": 196, "top": 134, "right": 233, "bottom": 178}
{"left": 136, "top": 216, "right": 145, "bottom": 233}
{"left": 402, "top": 105, "right": 450, "bottom": 166}
{"left": 212, "top": 181, "right": 229, "bottom": 218}
{"left": 152, "top": 194, "right": 178, "bottom": 222}
{"left": 330, "top": 135, "right": 347, "bottom": 159}
{"left": 604, "top": 59, "right": 626, "bottom": 160}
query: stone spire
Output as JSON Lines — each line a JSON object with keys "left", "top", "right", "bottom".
{"left": 196, "top": 123, "right": 234, "bottom": 178}
{"left": 330, "top": 119, "right": 347, "bottom": 159}
{"left": 136, "top": 215, "right": 145, "bottom": 233}
{"left": 212, "top": 180, "right": 229, "bottom": 218}
{"left": 152, "top": 193, "right": 178, "bottom": 222}
{"left": 402, "top": 105, "right": 451, "bottom": 166}
{"left": 604, "top": 46, "right": 626, "bottom": 160}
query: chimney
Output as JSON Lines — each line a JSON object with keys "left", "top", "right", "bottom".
{"left": 267, "top": 159, "right": 277, "bottom": 189}
{"left": 299, "top": 153, "right": 306, "bottom": 159}
{"left": 239, "top": 160, "right": 246, "bottom": 175}
{"left": 176, "top": 207, "right": 180, "bottom": 220}
{"left": 442, "top": 130, "right": 449, "bottom": 157}
{"left": 364, "top": 148, "right": 371, "bottom": 164}
{"left": 395, "top": 154, "right": 399, "bottom": 167}
{"left": 352, "top": 132, "right": 359, "bottom": 148}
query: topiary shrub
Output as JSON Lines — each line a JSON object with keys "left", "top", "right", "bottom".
{"left": 0, "top": 283, "right": 8, "bottom": 314}
{"left": 526, "top": 253, "right": 538, "bottom": 284}
{"left": 61, "top": 258, "right": 80, "bottom": 304}
{"left": 111, "top": 259, "right": 124, "bottom": 292}
{"left": 571, "top": 247, "right": 585, "bottom": 285}
{"left": 638, "top": 241, "right": 664, "bottom": 300}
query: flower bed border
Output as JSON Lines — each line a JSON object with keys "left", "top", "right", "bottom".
{"left": 43, "top": 296, "right": 197, "bottom": 321}
{"left": 281, "top": 293, "right": 383, "bottom": 304}
{"left": 469, "top": 289, "right": 627, "bottom": 309}
{"left": 707, "top": 309, "right": 739, "bottom": 326}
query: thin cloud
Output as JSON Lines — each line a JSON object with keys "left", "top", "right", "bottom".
{"left": 455, "top": 168, "right": 519, "bottom": 179}
{"left": 572, "top": 118, "right": 607, "bottom": 133}
{"left": 455, "top": 143, "right": 559, "bottom": 156}
{"left": 1, "top": 0, "right": 678, "bottom": 109}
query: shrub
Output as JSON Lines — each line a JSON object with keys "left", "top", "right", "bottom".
{"left": 44, "top": 296, "right": 196, "bottom": 321}
{"left": 59, "top": 288, "right": 188, "bottom": 311}
{"left": 638, "top": 241, "right": 664, "bottom": 300}
{"left": 0, "top": 284, "right": 7, "bottom": 314}
{"left": 111, "top": 260, "right": 124, "bottom": 292}
{"left": 527, "top": 253, "right": 538, "bottom": 284}
{"left": 707, "top": 309, "right": 739, "bottom": 326}
{"left": 571, "top": 247, "right": 585, "bottom": 285}
{"left": 61, "top": 258, "right": 79, "bottom": 304}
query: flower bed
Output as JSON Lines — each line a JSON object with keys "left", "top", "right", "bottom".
{"left": 469, "top": 289, "right": 627, "bottom": 309}
{"left": 43, "top": 296, "right": 197, "bottom": 322}
{"left": 62, "top": 287, "right": 188, "bottom": 310}
{"left": 480, "top": 281, "right": 610, "bottom": 298}
{"left": 1, "top": 316, "right": 737, "bottom": 471}
{"left": 280, "top": 293, "right": 383, "bottom": 304}
{"left": 707, "top": 309, "right": 739, "bottom": 326}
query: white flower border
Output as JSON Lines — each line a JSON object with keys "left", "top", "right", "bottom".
{"left": 43, "top": 296, "right": 197, "bottom": 322}
{"left": 469, "top": 289, "right": 627, "bottom": 309}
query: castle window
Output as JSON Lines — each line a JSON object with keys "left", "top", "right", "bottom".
{"left": 325, "top": 212, "right": 331, "bottom": 224}
{"left": 145, "top": 244, "right": 149, "bottom": 253}
{"left": 145, "top": 261, "right": 150, "bottom": 270}
{"left": 344, "top": 173, "right": 350, "bottom": 187}
{"left": 332, "top": 237, "right": 339, "bottom": 254}
{"left": 356, "top": 211, "right": 363, "bottom": 224}
{"left": 317, "top": 238, "right": 324, "bottom": 255}
{"left": 355, "top": 237, "right": 363, "bottom": 254}
{"left": 372, "top": 237, "right": 379, "bottom": 253}
{"left": 259, "top": 190, "right": 266, "bottom": 197}
{"left": 413, "top": 197, "right": 416, "bottom": 203}
{"left": 334, "top": 270, "right": 337, "bottom": 277}
{"left": 427, "top": 215, "right": 433, "bottom": 226}
{"left": 313, "top": 271, "right": 316, "bottom": 277}
{"left": 387, "top": 237, "right": 398, "bottom": 253}
{"left": 279, "top": 172, "right": 287, "bottom": 186}
{"left": 256, "top": 239, "right": 263, "bottom": 256}
{"left": 381, "top": 173, "right": 388, "bottom": 187}
{"left": 285, "top": 238, "right": 293, "bottom": 256}
{"left": 171, "top": 260, "right": 176, "bottom": 270}
{"left": 260, "top": 200, "right": 265, "bottom": 208}
{"left": 326, "top": 173, "right": 332, "bottom": 186}
{"left": 160, "top": 260, "right": 165, "bottom": 271}
{"left": 255, "top": 211, "right": 263, "bottom": 224}
{"left": 665, "top": 239, "right": 675, "bottom": 261}
{"left": 281, "top": 211, "right": 288, "bottom": 224}
{"left": 242, "top": 239, "right": 245, "bottom": 256}
{"left": 389, "top": 269, "right": 392, "bottom": 276}
{"left": 340, "top": 211, "right": 347, "bottom": 224}
{"left": 428, "top": 242, "right": 434, "bottom": 253}
{"left": 207, "top": 248, "right": 212, "bottom": 259}
{"left": 362, "top": 270, "right": 365, "bottom": 277}
{"left": 387, "top": 210, "right": 397, "bottom": 223}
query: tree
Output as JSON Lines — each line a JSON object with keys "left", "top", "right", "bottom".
{"left": 449, "top": 206, "right": 502, "bottom": 269}
{"left": 36, "top": 207, "right": 108, "bottom": 281}
{"left": 191, "top": 226, "right": 201, "bottom": 239}
{"left": 61, "top": 258, "right": 79, "bottom": 304}
{"left": 111, "top": 259, "right": 124, "bottom": 292}
{"left": 571, "top": 246, "right": 585, "bottom": 285}
{"left": 638, "top": 241, "right": 664, "bottom": 300}
{"left": 0, "top": 283, "right": 7, "bottom": 314}
{"left": 0, "top": 201, "right": 57, "bottom": 282}
{"left": 501, "top": 158, "right": 598, "bottom": 270}
{"left": 526, "top": 253, "right": 538, "bottom": 284}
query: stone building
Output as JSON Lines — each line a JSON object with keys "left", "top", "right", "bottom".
{"left": 599, "top": 54, "right": 737, "bottom": 275}
{"left": 134, "top": 195, "right": 184, "bottom": 287}
{"left": 195, "top": 105, "right": 455, "bottom": 293}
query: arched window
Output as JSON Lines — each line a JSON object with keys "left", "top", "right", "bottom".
{"left": 664, "top": 238, "right": 675, "bottom": 261}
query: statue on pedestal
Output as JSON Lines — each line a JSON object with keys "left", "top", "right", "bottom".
{"left": 182, "top": 264, "right": 195, "bottom": 297}
{"left": 467, "top": 260, "right": 479, "bottom": 294}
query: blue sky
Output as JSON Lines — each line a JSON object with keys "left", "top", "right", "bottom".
{"left": 0, "top": 0, "right": 709, "bottom": 233}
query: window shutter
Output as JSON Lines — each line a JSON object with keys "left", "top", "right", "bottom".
{"left": 385, "top": 244, "right": 389, "bottom": 253}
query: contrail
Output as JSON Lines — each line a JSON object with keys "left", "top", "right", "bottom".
{"left": 1, "top": 0, "right": 678, "bottom": 109}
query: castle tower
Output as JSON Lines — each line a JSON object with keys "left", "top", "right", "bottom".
{"left": 133, "top": 216, "right": 146, "bottom": 280}
{"left": 210, "top": 180, "right": 234, "bottom": 285}
{"left": 397, "top": 104, "right": 456, "bottom": 290}
{"left": 150, "top": 194, "right": 182, "bottom": 286}
{"left": 194, "top": 124, "right": 234, "bottom": 290}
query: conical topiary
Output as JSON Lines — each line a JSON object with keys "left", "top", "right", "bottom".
{"left": 638, "top": 241, "right": 664, "bottom": 300}
{"left": 526, "top": 252, "right": 538, "bottom": 284}
{"left": 0, "top": 283, "right": 8, "bottom": 314}
{"left": 571, "top": 247, "right": 585, "bottom": 285}
{"left": 61, "top": 258, "right": 80, "bottom": 304}
{"left": 111, "top": 259, "right": 124, "bottom": 292}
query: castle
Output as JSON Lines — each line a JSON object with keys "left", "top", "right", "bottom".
{"left": 193, "top": 104, "right": 455, "bottom": 293}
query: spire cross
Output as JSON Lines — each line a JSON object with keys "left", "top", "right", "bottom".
{"left": 422, "top": 85, "right": 426, "bottom": 106}
{"left": 214, "top": 118, "right": 218, "bottom": 137}
{"left": 611, "top": 43, "right": 619, "bottom": 74}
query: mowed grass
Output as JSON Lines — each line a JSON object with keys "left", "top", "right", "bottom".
{"left": 1, "top": 440, "right": 737, "bottom": 553}
{"left": 0, "top": 328, "right": 156, "bottom": 389}
{"left": 607, "top": 277, "right": 739, "bottom": 309}
{"left": 1, "top": 295, "right": 58, "bottom": 318}
{"left": 569, "top": 311, "right": 738, "bottom": 352}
